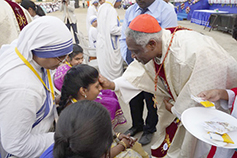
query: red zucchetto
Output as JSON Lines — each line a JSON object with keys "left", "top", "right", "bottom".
{"left": 128, "top": 14, "right": 162, "bottom": 33}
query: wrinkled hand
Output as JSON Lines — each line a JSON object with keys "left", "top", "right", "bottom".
{"left": 164, "top": 99, "right": 173, "bottom": 113}
{"left": 197, "top": 89, "right": 223, "bottom": 102}
{"left": 98, "top": 74, "right": 115, "bottom": 90}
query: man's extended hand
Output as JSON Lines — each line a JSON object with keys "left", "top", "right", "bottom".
{"left": 98, "top": 74, "right": 115, "bottom": 90}
{"left": 197, "top": 89, "right": 228, "bottom": 102}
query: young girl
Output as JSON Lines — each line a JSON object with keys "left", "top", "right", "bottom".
{"left": 21, "top": 0, "right": 46, "bottom": 19}
{"left": 58, "top": 64, "right": 126, "bottom": 129}
{"left": 54, "top": 46, "right": 126, "bottom": 129}
{"left": 54, "top": 44, "right": 84, "bottom": 91}
{"left": 59, "top": 64, "right": 147, "bottom": 158}
{"left": 41, "top": 65, "right": 147, "bottom": 158}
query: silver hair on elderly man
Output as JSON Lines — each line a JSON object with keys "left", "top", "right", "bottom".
{"left": 125, "top": 27, "right": 162, "bottom": 48}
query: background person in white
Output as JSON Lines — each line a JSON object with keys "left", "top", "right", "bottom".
{"left": 86, "top": 0, "right": 98, "bottom": 33}
{"left": 0, "top": 16, "right": 73, "bottom": 158}
{"left": 163, "top": 0, "right": 175, "bottom": 9}
{"left": 88, "top": 15, "right": 98, "bottom": 58}
{"left": 96, "top": 0, "right": 123, "bottom": 80}
{"left": 60, "top": 0, "right": 79, "bottom": 44}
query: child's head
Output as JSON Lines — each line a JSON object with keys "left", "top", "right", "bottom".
{"left": 99, "top": 0, "right": 105, "bottom": 5}
{"left": 21, "top": 0, "right": 45, "bottom": 17}
{"left": 92, "top": 0, "right": 99, "bottom": 7}
{"left": 90, "top": 15, "right": 97, "bottom": 28}
{"left": 54, "top": 100, "right": 113, "bottom": 158}
{"left": 67, "top": 44, "right": 84, "bottom": 66}
{"left": 114, "top": 0, "right": 122, "bottom": 8}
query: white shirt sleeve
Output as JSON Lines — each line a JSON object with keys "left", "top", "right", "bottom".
{"left": 109, "top": 9, "right": 121, "bottom": 36}
{"left": 226, "top": 89, "right": 235, "bottom": 109}
{"left": 119, "top": 8, "right": 129, "bottom": 62}
{"left": 171, "top": 106, "right": 181, "bottom": 120}
{"left": 113, "top": 77, "right": 141, "bottom": 104}
{"left": 68, "top": 1, "right": 75, "bottom": 12}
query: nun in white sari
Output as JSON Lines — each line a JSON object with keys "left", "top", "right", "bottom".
{"left": 86, "top": 0, "right": 99, "bottom": 33}
{"left": 96, "top": 0, "right": 123, "bottom": 80}
{"left": 0, "top": 16, "right": 73, "bottom": 158}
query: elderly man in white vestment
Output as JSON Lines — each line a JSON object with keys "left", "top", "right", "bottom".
{"left": 0, "top": 0, "right": 32, "bottom": 47}
{"left": 96, "top": 0, "right": 124, "bottom": 80}
{"left": 99, "top": 14, "right": 237, "bottom": 158}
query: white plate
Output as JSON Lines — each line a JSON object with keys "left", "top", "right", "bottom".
{"left": 181, "top": 107, "right": 237, "bottom": 148}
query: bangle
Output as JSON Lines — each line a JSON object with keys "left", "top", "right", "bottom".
{"left": 116, "top": 132, "right": 121, "bottom": 138}
{"left": 118, "top": 141, "right": 127, "bottom": 151}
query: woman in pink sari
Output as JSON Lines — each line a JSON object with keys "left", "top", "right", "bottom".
{"left": 53, "top": 44, "right": 126, "bottom": 129}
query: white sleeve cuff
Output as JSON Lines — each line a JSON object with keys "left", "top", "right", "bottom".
{"left": 227, "top": 89, "right": 235, "bottom": 109}
{"left": 171, "top": 106, "right": 181, "bottom": 120}
{"left": 113, "top": 77, "right": 141, "bottom": 104}
{"left": 113, "top": 78, "right": 121, "bottom": 91}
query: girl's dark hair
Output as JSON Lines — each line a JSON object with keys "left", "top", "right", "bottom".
{"left": 21, "top": 0, "right": 46, "bottom": 16}
{"left": 53, "top": 100, "right": 113, "bottom": 158}
{"left": 58, "top": 64, "right": 98, "bottom": 114}
{"left": 68, "top": 44, "right": 83, "bottom": 60}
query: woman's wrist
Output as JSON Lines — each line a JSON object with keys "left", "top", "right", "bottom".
{"left": 116, "top": 132, "right": 121, "bottom": 139}
{"left": 118, "top": 140, "right": 127, "bottom": 151}
{"left": 109, "top": 81, "right": 115, "bottom": 90}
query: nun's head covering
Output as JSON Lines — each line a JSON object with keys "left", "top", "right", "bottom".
{"left": 18, "top": 16, "right": 72, "bottom": 59}
{"left": 91, "top": 0, "right": 98, "bottom": 4}
{"left": 90, "top": 15, "right": 97, "bottom": 25}
{"left": 0, "top": 16, "right": 73, "bottom": 75}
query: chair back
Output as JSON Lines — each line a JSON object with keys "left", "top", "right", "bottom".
{"left": 76, "top": 31, "right": 98, "bottom": 69}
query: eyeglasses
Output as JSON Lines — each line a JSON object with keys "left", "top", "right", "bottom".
{"left": 56, "top": 55, "right": 67, "bottom": 64}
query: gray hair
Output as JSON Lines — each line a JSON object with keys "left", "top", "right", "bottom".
{"left": 125, "top": 27, "right": 162, "bottom": 48}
